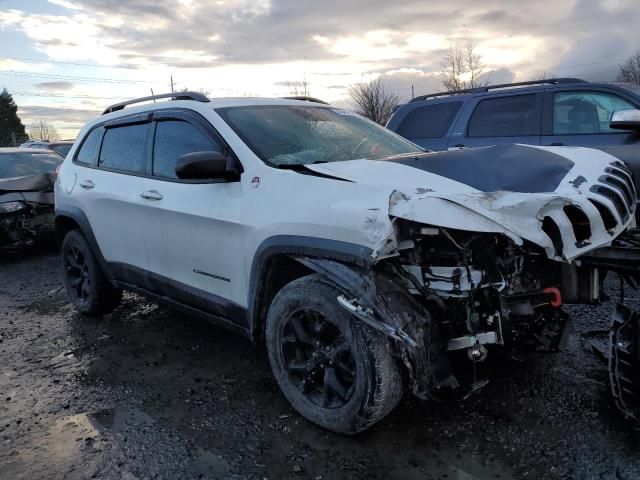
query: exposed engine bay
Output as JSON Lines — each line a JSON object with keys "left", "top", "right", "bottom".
{"left": 296, "top": 220, "right": 640, "bottom": 429}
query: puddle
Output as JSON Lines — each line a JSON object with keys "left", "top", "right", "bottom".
{"left": 89, "top": 404, "right": 156, "bottom": 432}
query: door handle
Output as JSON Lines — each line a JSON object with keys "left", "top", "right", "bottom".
{"left": 140, "top": 190, "right": 163, "bottom": 200}
{"left": 448, "top": 144, "right": 467, "bottom": 150}
{"left": 79, "top": 180, "right": 95, "bottom": 189}
{"left": 549, "top": 142, "right": 564, "bottom": 146}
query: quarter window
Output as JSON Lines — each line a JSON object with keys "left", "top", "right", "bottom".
{"left": 468, "top": 94, "right": 538, "bottom": 137}
{"left": 396, "top": 102, "right": 462, "bottom": 139}
{"left": 98, "top": 123, "right": 148, "bottom": 173}
{"left": 152, "top": 120, "right": 222, "bottom": 179}
{"left": 75, "top": 127, "right": 102, "bottom": 165}
{"left": 553, "top": 91, "right": 636, "bottom": 134}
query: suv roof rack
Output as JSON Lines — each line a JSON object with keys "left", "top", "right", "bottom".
{"left": 281, "top": 96, "right": 329, "bottom": 105}
{"left": 103, "top": 91, "right": 210, "bottom": 115}
{"left": 410, "top": 78, "right": 587, "bottom": 103}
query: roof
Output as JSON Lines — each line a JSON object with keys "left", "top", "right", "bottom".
{"left": 410, "top": 78, "right": 587, "bottom": 103}
{"left": 0, "top": 147, "right": 60, "bottom": 154}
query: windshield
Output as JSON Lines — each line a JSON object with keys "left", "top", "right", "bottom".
{"left": 0, "top": 151, "right": 62, "bottom": 178}
{"left": 216, "top": 105, "right": 422, "bottom": 166}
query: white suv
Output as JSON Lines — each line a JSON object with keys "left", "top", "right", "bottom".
{"left": 55, "top": 92, "right": 638, "bottom": 433}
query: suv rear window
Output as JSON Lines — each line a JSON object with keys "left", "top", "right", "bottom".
{"left": 396, "top": 102, "right": 462, "bottom": 139}
{"left": 468, "top": 94, "right": 538, "bottom": 137}
{"left": 75, "top": 128, "right": 102, "bottom": 165}
{"left": 98, "top": 123, "right": 148, "bottom": 173}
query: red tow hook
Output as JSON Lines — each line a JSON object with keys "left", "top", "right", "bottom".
{"left": 543, "top": 287, "right": 562, "bottom": 307}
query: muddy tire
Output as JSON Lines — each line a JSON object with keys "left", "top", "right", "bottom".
{"left": 61, "top": 229, "right": 122, "bottom": 317}
{"left": 266, "top": 274, "right": 403, "bottom": 434}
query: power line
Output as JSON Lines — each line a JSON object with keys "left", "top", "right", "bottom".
{"left": 0, "top": 70, "right": 148, "bottom": 84}
{"left": 0, "top": 55, "right": 139, "bottom": 70}
{"left": 10, "top": 90, "right": 125, "bottom": 100}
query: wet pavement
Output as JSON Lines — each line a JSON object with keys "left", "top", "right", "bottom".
{"left": 1, "top": 247, "right": 639, "bottom": 479}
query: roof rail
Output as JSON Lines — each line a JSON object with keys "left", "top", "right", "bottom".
{"left": 410, "top": 78, "right": 587, "bottom": 102}
{"left": 281, "top": 96, "right": 329, "bottom": 105}
{"left": 102, "top": 91, "right": 210, "bottom": 115}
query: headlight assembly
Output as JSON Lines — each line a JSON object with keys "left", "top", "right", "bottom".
{"left": 0, "top": 201, "right": 28, "bottom": 214}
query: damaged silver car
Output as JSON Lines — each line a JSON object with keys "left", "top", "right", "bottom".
{"left": 55, "top": 94, "right": 640, "bottom": 434}
{"left": 0, "top": 148, "right": 60, "bottom": 250}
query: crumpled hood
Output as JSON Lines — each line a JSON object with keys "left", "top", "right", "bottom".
{"left": 0, "top": 173, "right": 56, "bottom": 206}
{"left": 306, "top": 144, "right": 636, "bottom": 262}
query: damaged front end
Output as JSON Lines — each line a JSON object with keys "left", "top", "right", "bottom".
{"left": 295, "top": 222, "right": 578, "bottom": 400}
{"left": 0, "top": 173, "right": 56, "bottom": 251}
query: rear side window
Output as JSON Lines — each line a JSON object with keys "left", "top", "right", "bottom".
{"left": 152, "top": 120, "right": 222, "bottom": 179}
{"left": 98, "top": 123, "right": 148, "bottom": 173}
{"left": 75, "top": 128, "right": 102, "bottom": 165}
{"left": 396, "top": 102, "right": 462, "bottom": 138}
{"left": 468, "top": 94, "right": 538, "bottom": 137}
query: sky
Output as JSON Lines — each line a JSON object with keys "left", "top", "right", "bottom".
{"left": 0, "top": 0, "right": 638, "bottom": 139}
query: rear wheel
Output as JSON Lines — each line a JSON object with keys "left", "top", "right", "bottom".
{"left": 61, "top": 230, "right": 122, "bottom": 316}
{"left": 266, "top": 274, "right": 403, "bottom": 434}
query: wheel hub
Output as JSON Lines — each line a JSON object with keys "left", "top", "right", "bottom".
{"left": 281, "top": 309, "right": 356, "bottom": 409}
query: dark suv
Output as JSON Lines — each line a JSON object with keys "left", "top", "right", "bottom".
{"left": 387, "top": 78, "right": 640, "bottom": 216}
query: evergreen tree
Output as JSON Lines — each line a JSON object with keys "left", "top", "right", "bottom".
{"left": 0, "top": 89, "right": 27, "bottom": 147}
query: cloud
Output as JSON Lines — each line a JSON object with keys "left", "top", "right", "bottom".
{"left": 1, "top": 0, "right": 639, "bottom": 136}
{"left": 35, "top": 81, "right": 75, "bottom": 90}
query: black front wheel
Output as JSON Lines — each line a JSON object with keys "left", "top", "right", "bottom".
{"left": 61, "top": 230, "right": 122, "bottom": 316}
{"left": 266, "top": 274, "right": 403, "bottom": 434}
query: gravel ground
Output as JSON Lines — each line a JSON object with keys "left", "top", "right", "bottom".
{"left": 1, "top": 247, "right": 639, "bottom": 480}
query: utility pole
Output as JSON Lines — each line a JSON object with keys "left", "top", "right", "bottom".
{"left": 169, "top": 74, "right": 175, "bottom": 93}
{"left": 411, "top": 84, "right": 414, "bottom": 99}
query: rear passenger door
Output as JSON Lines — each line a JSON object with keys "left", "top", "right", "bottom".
{"left": 137, "top": 109, "right": 246, "bottom": 320}
{"left": 71, "top": 116, "right": 151, "bottom": 273}
{"left": 447, "top": 92, "right": 542, "bottom": 149}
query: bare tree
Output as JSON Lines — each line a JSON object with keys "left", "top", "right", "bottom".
{"left": 348, "top": 77, "right": 399, "bottom": 125}
{"left": 617, "top": 51, "right": 640, "bottom": 85}
{"left": 179, "top": 87, "right": 211, "bottom": 97}
{"left": 287, "top": 81, "right": 310, "bottom": 97}
{"left": 527, "top": 70, "right": 557, "bottom": 81}
{"left": 440, "top": 41, "right": 488, "bottom": 91}
{"left": 28, "top": 120, "right": 59, "bottom": 142}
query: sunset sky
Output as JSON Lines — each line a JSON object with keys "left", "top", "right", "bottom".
{"left": 0, "top": 0, "right": 638, "bottom": 138}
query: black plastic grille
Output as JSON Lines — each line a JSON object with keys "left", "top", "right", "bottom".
{"left": 600, "top": 175, "right": 634, "bottom": 206}
{"left": 590, "top": 185, "right": 629, "bottom": 222}
{"left": 589, "top": 199, "right": 618, "bottom": 232}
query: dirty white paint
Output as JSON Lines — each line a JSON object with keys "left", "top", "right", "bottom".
{"left": 57, "top": 98, "right": 635, "bottom": 309}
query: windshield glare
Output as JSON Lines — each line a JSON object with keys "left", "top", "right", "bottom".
{"left": 217, "top": 105, "right": 422, "bottom": 166}
{"left": 0, "top": 152, "right": 62, "bottom": 178}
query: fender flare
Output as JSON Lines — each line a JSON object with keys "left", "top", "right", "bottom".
{"left": 55, "top": 206, "right": 117, "bottom": 286}
{"left": 247, "top": 235, "right": 373, "bottom": 336}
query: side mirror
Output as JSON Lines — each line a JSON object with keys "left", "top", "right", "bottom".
{"left": 175, "top": 151, "right": 236, "bottom": 180}
{"left": 610, "top": 109, "right": 640, "bottom": 131}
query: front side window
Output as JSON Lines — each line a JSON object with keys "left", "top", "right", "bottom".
{"left": 396, "top": 102, "right": 463, "bottom": 139}
{"left": 468, "top": 94, "right": 539, "bottom": 137}
{"left": 98, "top": 123, "right": 148, "bottom": 173}
{"left": 153, "top": 120, "right": 222, "bottom": 178}
{"left": 553, "top": 91, "right": 636, "bottom": 134}
{"left": 217, "top": 106, "right": 421, "bottom": 166}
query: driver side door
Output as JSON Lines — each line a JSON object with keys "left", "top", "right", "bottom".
{"left": 137, "top": 109, "right": 248, "bottom": 325}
